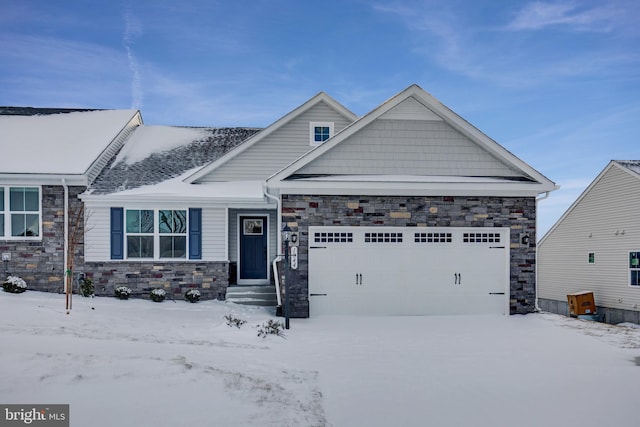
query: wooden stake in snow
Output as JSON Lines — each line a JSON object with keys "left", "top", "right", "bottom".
{"left": 65, "top": 205, "right": 85, "bottom": 311}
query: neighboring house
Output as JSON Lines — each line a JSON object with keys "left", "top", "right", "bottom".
{"left": 538, "top": 160, "right": 640, "bottom": 324}
{"left": 0, "top": 107, "right": 142, "bottom": 292}
{"left": 2, "top": 85, "right": 557, "bottom": 318}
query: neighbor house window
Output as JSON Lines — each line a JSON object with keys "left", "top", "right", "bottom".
{"left": 310, "top": 122, "right": 334, "bottom": 145}
{"left": 588, "top": 252, "right": 595, "bottom": 264}
{"left": 126, "top": 209, "right": 154, "bottom": 258}
{"left": 630, "top": 251, "right": 640, "bottom": 287}
{"left": 1, "top": 186, "right": 41, "bottom": 238}
{"left": 159, "top": 210, "right": 187, "bottom": 258}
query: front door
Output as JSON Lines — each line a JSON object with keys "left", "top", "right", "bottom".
{"left": 239, "top": 216, "right": 268, "bottom": 283}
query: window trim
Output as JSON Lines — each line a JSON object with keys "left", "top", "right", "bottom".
{"left": 123, "top": 208, "right": 191, "bottom": 261}
{"left": 629, "top": 251, "right": 640, "bottom": 287}
{"left": 0, "top": 185, "right": 42, "bottom": 241}
{"left": 309, "top": 122, "right": 334, "bottom": 146}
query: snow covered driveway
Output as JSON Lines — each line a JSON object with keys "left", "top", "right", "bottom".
{"left": 0, "top": 292, "right": 638, "bottom": 426}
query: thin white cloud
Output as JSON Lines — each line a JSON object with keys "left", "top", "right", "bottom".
{"left": 123, "top": 6, "right": 143, "bottom": 110}
{"left": 505, "top": 1, "right": 621, "bottom": 32}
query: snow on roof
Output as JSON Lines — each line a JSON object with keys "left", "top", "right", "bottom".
{"left": 0, "top": 109, "right": 138, "bottom": 175}
{"left": 615, "top": 160, "right": 640, "bottom": 176}
{"left": 112, "top": 126, "right": 209, "bottom": 166}
{"left": 84, "top": 168, "right": 265, "bottom": 202}
{"left": 89, "top": 126, "right": 261, "bottom": 195}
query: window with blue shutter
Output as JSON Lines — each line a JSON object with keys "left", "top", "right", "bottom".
{"left": 188, "top": 208, "right": 202, "bottom": 260}
{"left": 110, "top": 207, "right": 124, "bottom": 260}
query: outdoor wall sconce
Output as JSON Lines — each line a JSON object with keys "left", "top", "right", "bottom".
{"left": 521, "top": 233, "right": 530, "bottom": 246}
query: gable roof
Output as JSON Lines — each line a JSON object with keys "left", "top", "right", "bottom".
{"left": 539, "top": 160, "right": 640, "bottom": 245}
{"left": 184, "top": 92, "right": 357, "bottom": 183}
{"left": 87, "top": 126, "right": 260, "bottom": 195}
{"left": 0, "top": 108, "right": 142, "bottom": 184}
{"left": 267, "top": 84, "right": 557, "bottom": 197}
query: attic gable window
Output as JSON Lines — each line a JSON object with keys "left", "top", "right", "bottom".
{"left": 310, "top": 122, "right": 334, "bottom": 146}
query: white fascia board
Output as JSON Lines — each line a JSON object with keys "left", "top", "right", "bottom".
{"left": 275, "top": 179, "right": 556, "bottom": 198}
{"left": 185, "top": 92, "right": 357, "bottom": 183}
{"left": 0, "top": 173, "right": 87, "bottom": 186}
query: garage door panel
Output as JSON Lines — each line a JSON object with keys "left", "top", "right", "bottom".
{"left": 309, "top": 226, "right": 509, "bottom": 316}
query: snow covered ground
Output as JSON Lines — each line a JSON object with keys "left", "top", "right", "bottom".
{"left": 1, "top": 291, "right": 639, "bottom": 427}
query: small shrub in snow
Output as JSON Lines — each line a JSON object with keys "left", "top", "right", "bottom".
{"left": 224, "top": 314, "right": 247, "bottom": 329}
{"left": 256, "top": 320, "right": 285, "bottom": 339}
{"left": 2, "top": 276, "right": 27, "bottom": 294}
{"left": 185, "top": 289, "right": 201, "bottom": 303}
{"left": 150, "top": 288, "right": 166, "bottom": 303}
{"left": 114, "top": 286, "right": 131, "bottom": 300}
{"left": 79, "top": 277, "right": 95, "bottom": 297}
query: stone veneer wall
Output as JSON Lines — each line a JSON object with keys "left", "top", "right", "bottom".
{"left": 281, "top": 195, "right": 537, "bottom": 318}
{"left": 84, "top": 261, "right": 229, "bottom": 301}
{"left": 0, "top": 185, "right": 85, "bottom": 292}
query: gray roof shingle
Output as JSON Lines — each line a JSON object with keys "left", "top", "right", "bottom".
{"left": 90, "top": 127, "right": 261, "bottom": 194}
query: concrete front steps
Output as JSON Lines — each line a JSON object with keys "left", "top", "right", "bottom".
{"left": 225, "top": 285, "right": 278, "bottom": 307}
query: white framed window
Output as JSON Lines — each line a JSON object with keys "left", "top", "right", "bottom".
{"left": 159, "top": 210, "right": 187, "bottom": 259}
{"left": 310, "top": 122, "right": 334, "bottom": 146}
{"left": 0, "top": 186, "right": 41, "bottom": 239}
{"left": 630, "top": 251, "right": 640, "bottom": 287}
{"left": 125, "top": 209, "right": 188, "bottom": 260}
{"left": 126, "top": 209, "right": 154, "bottom": 258}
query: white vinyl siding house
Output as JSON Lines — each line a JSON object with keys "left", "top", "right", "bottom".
{"left": 538, "top": 161, "right": 640, "bottom": 324}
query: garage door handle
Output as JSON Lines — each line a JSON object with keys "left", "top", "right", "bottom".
{"left": 489, "top": 292, "right": 505, "bottom": 295}
{"left": 454, "top": 273, "right": 461, "bottom": 285}
{"left": 356, "top": 273, "right": 363, "bottom": 285}
{"left": 310, "top": 293, "right": 327, "bottom": 297}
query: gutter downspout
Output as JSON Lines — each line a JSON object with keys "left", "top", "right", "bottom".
{"left": 534, "top": 191, "right": 551, "bottom": 312}
{"left": 263, "top": 184, "right": 283, "bottom": 308}
{"left": 62, "top": 178, "right": 70, "bottom": 309}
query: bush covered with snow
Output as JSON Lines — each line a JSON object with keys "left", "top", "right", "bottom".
{"left": 79, "top": 277, "right": 95, "bottom": 297}
{"left": 150, "top": 288, "right": 166, "bottom": 302}
{"left": 114, "top": 286, "right": 131, "bottom": 300}
{"left": 2, "top": 276, "right": 27, "bottom": 294}
{"left": 184, "top": 289, "right": 200, "bottom": 303}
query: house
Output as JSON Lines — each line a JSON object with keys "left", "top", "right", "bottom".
{"left": 538, "top": 160, "right": 640, "bottom": 324}
{"left": 0, "top": 107, "right": 141, "bottom": 292}
{"left": 2, "top": 85, "right": 557, "bottom": 317}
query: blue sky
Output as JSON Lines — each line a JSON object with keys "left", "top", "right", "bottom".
{"left": 1, "top": 0, "right": 638, "bottom": 236}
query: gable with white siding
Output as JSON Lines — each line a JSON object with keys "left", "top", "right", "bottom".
{"left": 294, "top": 100, "right": 522, "bottom": 178}
{"left": 189, "top": 95, "right": 356, "bottom": 183}
{"left": 268, "top": 85, "right": 555, "bottom": 197}
{"left": 538, "top": 161, "right": 640, "bottom": 317}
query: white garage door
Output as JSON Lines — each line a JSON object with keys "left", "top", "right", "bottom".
{"left": 308, "top": 226, "right": 509, "bottom": 316}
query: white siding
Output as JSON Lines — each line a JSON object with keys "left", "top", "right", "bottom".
{"left": 380, "top": 96, "right": 443, "bottom": 121}
{"left": 198, "top": 101, "right": 352, "bottom": 182}
{"left": 538, "top": 166, "right": 640, "bottom": 312}
{"left": 84, "top": 206, "right": 111, "bottom": 261}
{"left": 83, "top": 205, "right": 228, "bottom": 261}
{"left": 202, "top": 207, "right": 227, "bottom": 260}
{"left": 295, "top": 119, "right": 521, "bottom": 177}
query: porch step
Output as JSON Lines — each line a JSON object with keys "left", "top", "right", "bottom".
{"left": 225, "top": 285, "right": 278, "bottom": 307}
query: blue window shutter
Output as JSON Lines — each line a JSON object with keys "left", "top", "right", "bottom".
{"left": 189, "top": 208, "right": 202, "bottom": 260}
{"left": 110, "top": 207, "right": 124, "bottom": 260}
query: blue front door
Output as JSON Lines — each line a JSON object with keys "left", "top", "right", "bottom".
{"left": 239, "top": 216, "right": 268, "bottom": 281}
